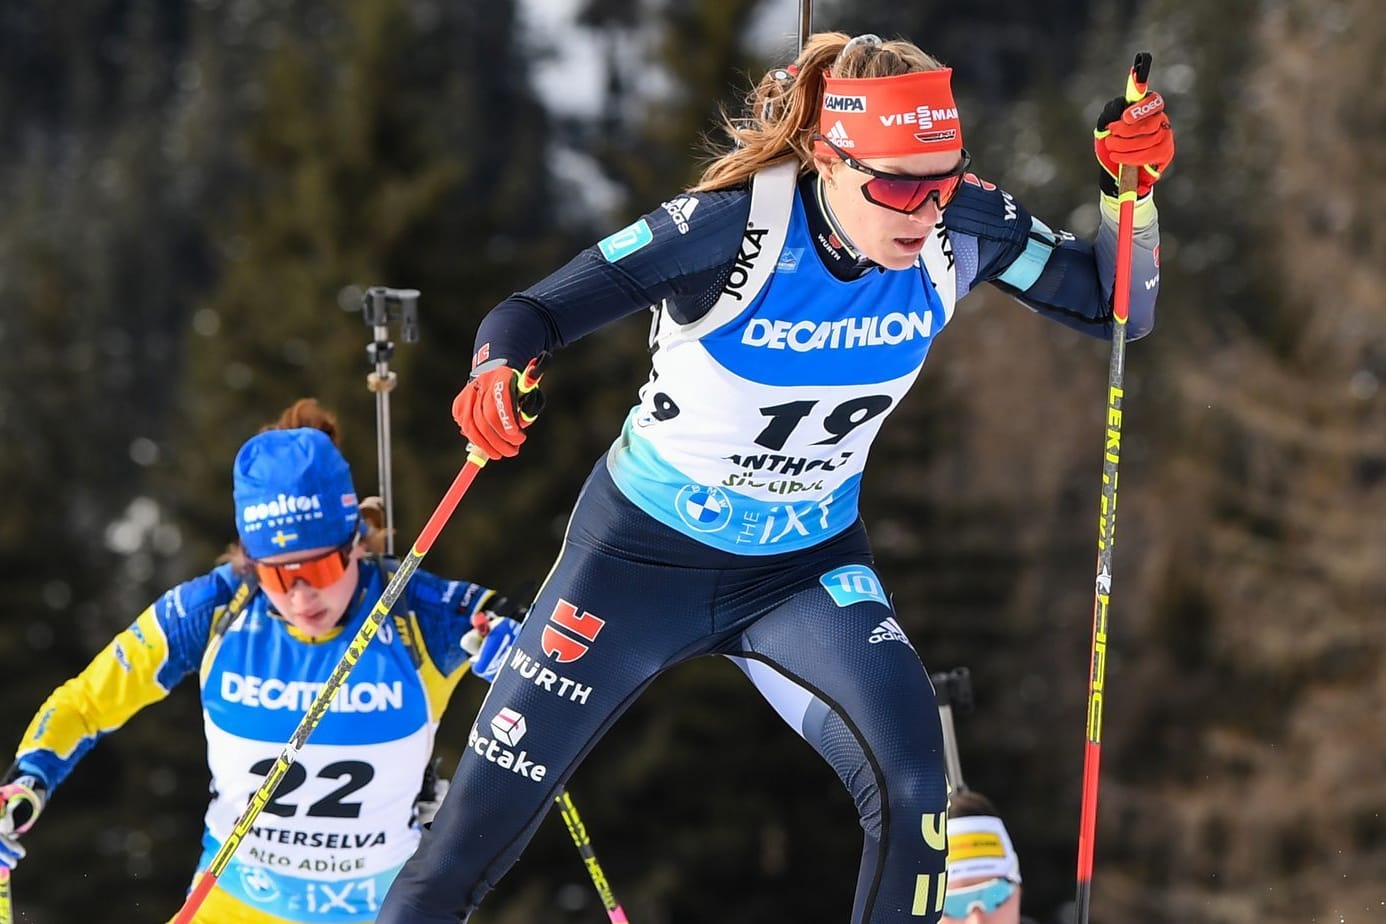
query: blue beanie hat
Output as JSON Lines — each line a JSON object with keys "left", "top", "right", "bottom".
{"left": 232, "top": 428, "right": 360, "bottom": 560}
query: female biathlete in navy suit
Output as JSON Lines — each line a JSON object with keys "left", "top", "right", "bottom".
{"left": 380, "top": 31, "right": 1173, "bottom": 924}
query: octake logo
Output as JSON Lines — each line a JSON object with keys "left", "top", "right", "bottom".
{"left": 468, "top": 707, "right": 549, "bottom": 781}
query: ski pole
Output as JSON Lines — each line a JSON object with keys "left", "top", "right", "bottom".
{"left": 362, "top": 286, "right": 420, "bottom": 557}
{"left": 555, "top": 789, "right": 630, "bottom": 923}
{"left": 171, "top": 360, "right": 545, "bottom": 924}
{"left": 1073, "top": 51, "right": 1152, "bottom": 924}
{"left": 930, "top": 667, "right": 974, "bottom": 794}
{"left": 797, "top": 0, "right": 812, "bottom": 50}
{"left": 0, "top": 868, "right": 12, "bottom": 924}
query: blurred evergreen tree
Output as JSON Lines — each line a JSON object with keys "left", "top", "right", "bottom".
{"left": 165, "top": 0, "right": 575, "bottom": 578}
{"left": 1, "top": 0, "right": 580, "bottom": 919}
{"left": 0, "top": 2, "right": 244, "bottom": 918}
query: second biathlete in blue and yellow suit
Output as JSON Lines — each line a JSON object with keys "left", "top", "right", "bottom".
{"left": 10, "top": 549, "right": 498, "bottom": 922}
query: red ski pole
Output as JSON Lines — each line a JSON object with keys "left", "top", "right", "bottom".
{"left": 1073, "top": 51, "right": 1152, "bottom": 924}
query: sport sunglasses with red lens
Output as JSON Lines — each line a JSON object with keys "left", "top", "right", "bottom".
{"left": 254, "top": 542, "right": 353, "bottom": 594}
{"left": 815, "top": 134, "right": 972, "bottom": 214}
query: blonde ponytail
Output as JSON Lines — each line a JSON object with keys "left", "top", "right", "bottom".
{"left": 694, "top": 32, "right": 946, "bottom": 192}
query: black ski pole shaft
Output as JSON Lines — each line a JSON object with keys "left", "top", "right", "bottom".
{"left": 362, "top": 285, "right": 420, "bottom": 557}
{"left": 554, "top": 789, "right": 630, "bottom": 923}
{"left": 930, "top": 667, "right": 974, "bottom": 792}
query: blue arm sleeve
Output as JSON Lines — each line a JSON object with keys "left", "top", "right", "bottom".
{"left": 473, "top": 188, "right": 752, "bottom": 368}
{"left": 944, "top": 178, "right": 1158, "bottom": 340}
{"left": 405, "top": 571, "right": 498, "bottom": 677}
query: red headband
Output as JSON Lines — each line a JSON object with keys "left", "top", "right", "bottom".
{"left": 817, "top": 68, "right": 963, "bottom": 159}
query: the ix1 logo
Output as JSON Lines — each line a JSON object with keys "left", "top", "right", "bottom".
{"left": 541, "top": 599, "right": 606, "bottom": 663}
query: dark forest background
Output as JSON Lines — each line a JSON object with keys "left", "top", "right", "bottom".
{"left": 1, "top": 0, "right": 1382, "bottom": 921}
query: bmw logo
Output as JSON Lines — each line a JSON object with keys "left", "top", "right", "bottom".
{"left": 674, "top": 484, "right": 733, "bottom": 533}
{"left": 239, "top": 864, "right": 280, "bottom": 903}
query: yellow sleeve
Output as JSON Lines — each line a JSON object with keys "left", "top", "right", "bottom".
{"left": 13, "top": 567, "right": 236, "bottom": 791}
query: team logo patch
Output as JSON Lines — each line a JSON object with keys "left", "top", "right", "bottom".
{"left": 775, "top": 247, "right": 804, "bottom": 273}
{"left": 675, "top": 484, "right": 733, "bottom": 533}
{"left": 820, "top": 565, "right": 889, "bottom": 608}
{"left": 914, "top": 129, "right": 958, "bottom": 146}
{"left": 598, "top": 219, "right": 654, "bottom": 262}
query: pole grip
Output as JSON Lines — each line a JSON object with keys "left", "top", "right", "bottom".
{"left": 517, "top": 352, "right": 549, "bottom": 394}
{"left": 1126, "top": 52, "right": 1152, "bottom": 102}
{"left": 1118, "top": 52, "right": 1154, "bottom": 199}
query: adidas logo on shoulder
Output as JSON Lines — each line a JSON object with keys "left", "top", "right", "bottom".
{"left": 662, "top": 195, "right": 700, "bottom": 234}
{"left": 826, "top": 120, "right": 855, "bottom": 149}
{"left": 868, "top": 617, "right": 913, "bottom": 648}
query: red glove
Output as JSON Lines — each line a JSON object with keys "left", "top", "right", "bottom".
{"left": 450, "top": 356, "right": 547, "bottom": 460}
{"left": 1094, "top": 91, "right": 1174, "bottom": 198}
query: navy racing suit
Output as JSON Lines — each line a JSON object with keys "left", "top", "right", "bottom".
{"left": 378, "top": 165, "right": 1159, "bottom": 922}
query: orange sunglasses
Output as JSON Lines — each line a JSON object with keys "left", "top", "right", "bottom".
{"left": 253, "top": 541, "right": 353, "bottom": 594}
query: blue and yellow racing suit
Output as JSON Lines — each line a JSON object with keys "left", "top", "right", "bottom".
{"left": 10, "top": 559, "right": 494, "bottom": 924}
